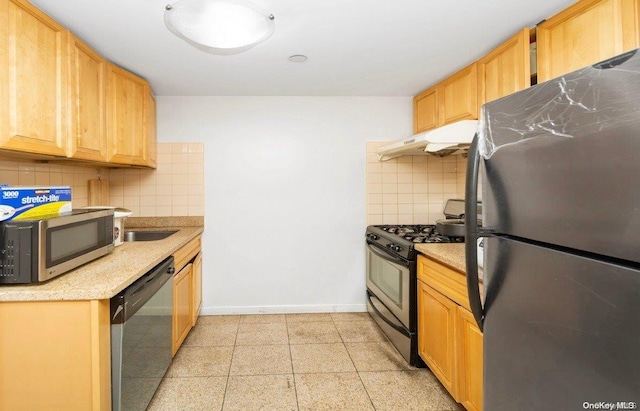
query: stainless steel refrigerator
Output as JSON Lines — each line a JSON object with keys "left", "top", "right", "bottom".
{"left": 465, "top": 49, "right": 640, "bottom": 410}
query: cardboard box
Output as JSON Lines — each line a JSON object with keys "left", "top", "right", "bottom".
{"left": 0, "top": 186, "right": 72, "bottom": 221}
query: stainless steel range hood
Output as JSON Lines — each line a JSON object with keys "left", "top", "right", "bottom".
{"left": 377, "top": 119, "right": 479, "bottom": 161}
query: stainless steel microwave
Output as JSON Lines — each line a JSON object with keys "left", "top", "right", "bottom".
{"left": 0, "top": 208, "right": 115, "bottom": 284}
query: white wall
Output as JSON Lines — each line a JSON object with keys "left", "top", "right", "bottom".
{"left": 157, "top": 96, "right": 411, "bottom": 314}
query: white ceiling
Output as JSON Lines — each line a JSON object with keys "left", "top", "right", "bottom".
{"left": 31, "top": 0, "right": 575, "bottom": 97}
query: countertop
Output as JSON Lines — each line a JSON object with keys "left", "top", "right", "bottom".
{"left": 0, "top": 220, "right": 203, "bottom": 302}
{"left": 415, "top": 242, "right": 484, "bottom": 283}
{"left": 415, "top": 243, "right": 466, "bottom": 272}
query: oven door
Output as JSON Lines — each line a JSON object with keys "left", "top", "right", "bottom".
{"left": 366, "top": 242, "right": 411, "bottom": 328}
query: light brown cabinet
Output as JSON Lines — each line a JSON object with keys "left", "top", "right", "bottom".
{"left": 192, "top": 251, "right": 203, "bottom": 325}
{"left": 413, "top": 63, "right": 478, "bottom": 134}
{"left": 146, "top": 91, "right": 158, "bottom": 169}
{"left": 418, "top": 280, "right": 459, "bottom": 398}
{"left": 171, "top": 235, "right": 202, "bottom": 355}
{"left": 478, "top": 28, "right": 531, "bottom": 107}
{"left": 413, "top": 87, "right": 439, "bottom": 133}
{"left": 0, "top": 300, "right": 111, "bottom": 410}
{"left": 107, "top": 64, "right": 151, "bottom": 167}
{"left": 417, "top": 254, "right": 483, "bottom": 411}
{"left": 173, "top": 262, "right": 193, "bottom": 356}
{"left": 537, "top": 0, "right": 640, "bottom": 82}
{"left": 1, "top": 0, "right": 157, "bottom": 167}
{"left": 67, "top": 34, "right": 108, "bottom": 162}
{"left": 438, "top": 62, "right": 478, "bottom": 125}
{"left": 457, "top": 305, "right": 484, "bottom": 411}
{"left": 0, "top": 0, "right": 68, "bottom": 157}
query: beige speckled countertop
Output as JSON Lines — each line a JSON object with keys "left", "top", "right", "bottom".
{"left": 414, "top": 242, "right": 484, "bottom": 283}
{"left": 0, "top": 219, "right": 203, "bottom": 302}
{"left": 414, "top": 243, "right": 466, "bottom": 272}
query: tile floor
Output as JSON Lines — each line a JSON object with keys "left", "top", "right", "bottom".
{"left": 147, "top": 313, "right": 464, "bottom": 411}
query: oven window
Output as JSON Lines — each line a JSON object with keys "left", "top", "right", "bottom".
{"left": 368, "top": 253, "right": 402, "bottom": 306}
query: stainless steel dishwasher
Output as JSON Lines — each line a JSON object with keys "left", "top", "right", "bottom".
{"left": 110, "top": 256, "right": 175, "bottom": 411}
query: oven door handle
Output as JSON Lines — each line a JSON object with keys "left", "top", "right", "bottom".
{"left": 366, "top": 242, "right": 410, "bottom": 268}
{"left": 367, "top": 290, "right": 411, "bottom": 337}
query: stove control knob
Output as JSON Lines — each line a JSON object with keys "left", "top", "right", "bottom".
{"left": 367, "top": 234, "right": 379, "bottom": 241}
{"left": 388, "top": 244, "right": 402, "bottom": 252}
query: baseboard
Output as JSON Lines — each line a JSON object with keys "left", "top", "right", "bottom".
{"left": 200, "top": 303, "right": 367, "bottom": 316}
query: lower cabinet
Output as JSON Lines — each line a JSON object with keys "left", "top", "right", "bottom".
{"left": 192, "top": 251, "right": 203, "bottom": 325}
{"left": 0, "top": 300, "right": 111, "bottom": 410}
{"left": 172, "top": 262, "right": 193, "bottom": 356}
{"left": 418, "top": 280, "right": 459, "bottom": 398}
{"left": 171, "top": 235, "right": 203, "bottom": 356}
{"left": 417, "top": 254, "right": 483, "bottom": 411}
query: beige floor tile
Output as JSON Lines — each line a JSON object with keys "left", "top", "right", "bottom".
{"left": 334, "top": 319, "right": 388, "bottom": 343}
{"left": 147, "top": 376, "right": 226, "bottom": 411}
{"left": 229, "top": 344, "right": 292, "bottom": 375}
{"left": 166, "top": 346, "right": 233, "bottom": 377}
{"left": 183, "top": 324, "right": 238, "bottom": 346}
{"left": 197, "top": 315, "right": 241, "bottom": 325}
{"left": 285, "top": 313, "right": 333, "bottom": 323}
{"left": 235, "top": 322, "right": 289, "bottom": 345}
{"left": 239, "top": 314, "right": 286, "bottom": 324}
{"left": 359, "top": 371, "right": 459, "bottom": 410}
{"left": 345, "top": 342, "right": 414, "bottom": 372}
{"left": 223, "top": 375, "right": 297, "bottom": 411}
{"left": 290, "top": 343, "right": 355, "bottom": 373}
{"left": 295, "top": 373, "right": 374, "bottom": 411}
{"left": 330, "top": 312, "right": 371, "bottom": 322}
{"left": 287, "top": 321, "right": 342, "bottom": 344}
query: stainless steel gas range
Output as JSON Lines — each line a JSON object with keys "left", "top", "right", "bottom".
{"left": 365, "top": 199, "right": 473, "bottom": 366}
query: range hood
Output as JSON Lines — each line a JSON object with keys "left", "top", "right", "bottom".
{"left": 377, "top": 119, "right": 479, "bottom": 161}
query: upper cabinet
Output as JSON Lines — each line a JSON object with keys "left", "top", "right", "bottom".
{"left": 0, "top": 0, "right": 68, "bottom": 157}
{"left": 413, "top": 63, "right": 478, "bottom": 134}
{"left": 107, "top": 64, "right": 152, "bottom": 167}
{"left": 67, "top": 34, "right": 108, "bottom": 162}
{"left": 413, "top": 87, "right": 438, "bottom": 133}
{"left": 0, "top": 0, "right": 156, "bottom": 167}
{"left": 478, "top": 28, "right": 531, "bottom": 106}
{"left": 537, "top": 0, "right": 640, "bottom": 82}
{"left": 438, "top": 62, "right": 478, "bottom": 126}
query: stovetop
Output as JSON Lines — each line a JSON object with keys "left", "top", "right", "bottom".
{"left": 375, "top": 224, "right": 464, "bottom": 244}
{"left": 366, "top": 224, "right": 464, "bottom": 261}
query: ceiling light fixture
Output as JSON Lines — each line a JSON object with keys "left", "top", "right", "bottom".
{"left": 164, "top": 0, "right": 275, "bottom": 55}
{"left": 288, "top": 55, "right": 307, "bottom": 63}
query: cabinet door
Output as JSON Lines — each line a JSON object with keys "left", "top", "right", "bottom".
{"left": 107, "top": 63, "right": 149, "bottom": 166}
{"left": 145, "top": 91, "right": 157, "bottom": 168}
{"left": 192, "top": 252, "right": 202, "bottom": 326}
{"left": 0, "top": 0, "right": 68, "bottom": 157}
{"left": 172, "top": 263, "right": 193, "bottom": 356}
{"left": 418, "top": 279, "right": 459, "bottom": 399}
{"left": 67, "top": 34, "right": 108, "bottom": 162}
{"left": 478, "top": 28, "right": 531, "bottom": 106}
{"left": 438, "top": 62, "right": 478, "bottom": 125}
{"left": 413, "top": 86, "right": 438, "bottom": 133}
{"left": 537, "top": 0, "right": 640, "bottom": 82}
{"left": 457, "top": 306, "right": 484, "bottom": 411}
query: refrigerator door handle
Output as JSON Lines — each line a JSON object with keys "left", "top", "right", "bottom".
{"left": 465, "top": 134, "right": 485, "bottom": 331}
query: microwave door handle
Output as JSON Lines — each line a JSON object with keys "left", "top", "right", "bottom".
{"left": 366, "top": 243, "right": 410, "bottom": 268}
{"left": 464, "top": 134, "right": 485, "bottom": 331}
{"left": 367, "top": 291, "right": 410, "bottom": 337}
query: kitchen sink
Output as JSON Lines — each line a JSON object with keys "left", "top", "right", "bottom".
{"left": 123, "top": 230, "right": 178, "bottom": 242}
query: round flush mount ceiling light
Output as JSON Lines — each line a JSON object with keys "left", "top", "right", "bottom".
{"left": 164, "top": 0, "right": 275, "bottom": 55}
{"left": 288, "top": 55, "right": 307, "bottom": 63}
